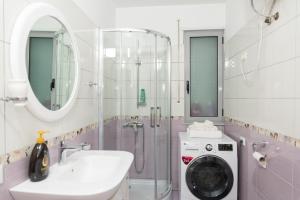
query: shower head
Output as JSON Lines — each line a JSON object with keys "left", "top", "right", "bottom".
{"left": 250, "top": 0, "right": 279, "bottom": 25}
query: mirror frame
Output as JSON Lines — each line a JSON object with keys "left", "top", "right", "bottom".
{"left": 10, "top": 3, "right": 80, "bottom": 122}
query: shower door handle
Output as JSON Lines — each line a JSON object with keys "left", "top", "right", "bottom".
{"left": 186, "top": 80, "right": 190, "bottom": 94}
{"left": 156, "top": 106, "right": 161, "bottom": 127}
{"left": 150, "top": 107, "right": 155, "bottom": 128}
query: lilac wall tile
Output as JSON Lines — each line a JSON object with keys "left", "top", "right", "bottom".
{"left": 293, "top": 161, "right": 300, "bottom": 190}
{"left": 255, "top": 167, "right": 293, "bottom": 200}
{"left": 293, "top": 188, "right": 300, "bottom": 200}
{"left": 268, "top": 155, "right": 293, "bottom": 183}
{"left": 224, "top": 121, "right": 300, "bottom": 200}
{"left": 103, "top": 119, "right": 117, "bottom": 150}
{"left": 172, "top": 190, "right": 179, "bottom": 200}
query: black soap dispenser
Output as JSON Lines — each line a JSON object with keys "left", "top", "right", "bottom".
{"left": 28, "top": 130, "right": 50, "bottom": 182}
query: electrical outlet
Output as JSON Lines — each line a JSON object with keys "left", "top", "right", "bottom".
{"left": 0, "top": 164, "right": 3, "bottom": 184}
{"left": 240, "top": 136, "right": 246, "bottom": 146}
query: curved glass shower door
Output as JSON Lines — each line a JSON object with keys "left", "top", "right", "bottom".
{"left": 155, "top": 36, "right": 171, "bottom": 198}
{"left": 101, "top": 29, "right": 171, "bottom": 200}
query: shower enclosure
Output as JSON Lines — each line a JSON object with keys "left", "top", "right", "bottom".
{"left": 101, "top": 29, "right": 171, "bottom": 200}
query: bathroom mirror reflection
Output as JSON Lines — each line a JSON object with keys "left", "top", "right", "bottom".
{"left": 26, "top": 16, "right": 75, "bottom": 110}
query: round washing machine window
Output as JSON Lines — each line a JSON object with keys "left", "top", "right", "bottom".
{"left": 185, "top": 155, "right": 234, "bottom": 200}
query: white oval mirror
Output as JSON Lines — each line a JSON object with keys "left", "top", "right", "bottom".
{"left": 10, "top": 3, "right": 80, "bottom": 121}
{"left": 27, "top": 16, "right": 75, "bottom": 110}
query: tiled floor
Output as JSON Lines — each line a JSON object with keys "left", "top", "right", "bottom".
{"left": 172, "top": 190, "right": 179, "bottom": 200}
{"left": 129, "top": 179, "right": 174, "bottom": 200}
{"left": 129, "top": 179, "right": 155, "bottom": 200}
{"left": 128, "top": 178, "right": 180, "bottom": 200}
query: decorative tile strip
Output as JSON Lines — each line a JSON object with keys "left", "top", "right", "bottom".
{"left": 103, "top": 116, "right": 118, "bottom": 125}
{"left": 224, "top": 116, "right": 300, "bottom": 148}
{"left": 171, "top": 116, "right": 184, "bottom": 120}
{"left": 105, "top": 115, "right": 172, "bottom": 123}
{"left": 0, "top": 122, "right": 98, "bottom": 166}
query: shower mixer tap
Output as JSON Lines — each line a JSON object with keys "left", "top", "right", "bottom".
{"left": 122, "top": 118, "right": 145, "bottom": 174}
{"left": 123, "top": 121, "right": 144, "bottom": 132}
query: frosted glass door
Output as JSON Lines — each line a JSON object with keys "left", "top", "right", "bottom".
{"left": 28, "top": 37, "right": 53, "bottom": 109}
{"left": 184, "top": 30, "right": 223, "bottom": 123}
{"left": 190, "top": 37, "right": 218, "bottom": 117}
{"left": 155, "top": 36, "right": 171, "bottom": 199}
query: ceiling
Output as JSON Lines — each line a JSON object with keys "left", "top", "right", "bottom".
{"left": 112, "top": 0, "right": 225, "bottom": 8}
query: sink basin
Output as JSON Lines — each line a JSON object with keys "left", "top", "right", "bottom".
{"left": 10, "top": 150, "right": 133, "bottom": 200}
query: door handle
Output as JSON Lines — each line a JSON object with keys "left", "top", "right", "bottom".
{"left": 50, "top": 78, "right": 56, "bottom": 91}
{"left": 186, "top": 80, "right": 190, "bottom": 94}
{"left": 150, "top": 107, "right": 155, "bottom": 128}
{"left": 156, "top": 106, "right": 161, "bottom": 127}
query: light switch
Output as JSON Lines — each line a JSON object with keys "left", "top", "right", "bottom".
{"left": 0, "top": 164, "right": 3, "bottom": 184}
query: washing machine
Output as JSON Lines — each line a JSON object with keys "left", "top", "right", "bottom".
{"left": 179, "top": 132, "right": 237, "bottom": 200}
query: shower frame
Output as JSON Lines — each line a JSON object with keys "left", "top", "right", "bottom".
{"left": 99, "top": 28, "right": 172, "bottom": 200}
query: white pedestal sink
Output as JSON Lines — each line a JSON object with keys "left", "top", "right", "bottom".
{"left": 10, "top": 151, "right": 134, "bottom": 200}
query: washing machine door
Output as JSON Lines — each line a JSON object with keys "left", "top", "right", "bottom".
{"left": 185, "top": 155, "right": 234, "bottom": 200}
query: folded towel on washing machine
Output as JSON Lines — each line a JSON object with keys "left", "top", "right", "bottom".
{"left": 187, "top": 120, "right": 222, "bottom": 138}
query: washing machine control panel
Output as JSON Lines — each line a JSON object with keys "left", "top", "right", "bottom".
{"left": 218, "top": 144, "right": 233, "bottom": 151}
{"left": 205, "top": 144, "right": 213, "bottom": 151}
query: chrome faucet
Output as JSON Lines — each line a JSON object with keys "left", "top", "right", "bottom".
{"left": 123, "top": 121, "right": 144, "bottom": 133}
{"left": 59, "top": 141, "right": 91, "bottom": 164}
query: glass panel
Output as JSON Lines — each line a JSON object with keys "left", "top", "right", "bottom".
{"left": 119, "top": 32, "right": 157, "bottom": 198}
{"left": 155, "top": 36, "right": 171, "bottom": 198}
{"left": 55, "top": 33, "right": 75, "bottom": 109}
{"left": 28, "top": 37, "right": 53, "bottom": 109}
{"left": 102, "top": 31, "right": 171, "bottom": 200}
{"left": 190, "top": 36, "right": 218, "bottom": 117}
{"left": 0, "top": 39, "right": 5, "bottom": 160}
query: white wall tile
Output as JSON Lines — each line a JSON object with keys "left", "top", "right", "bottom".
{"left": 257, "top": 60, "right": 295, "bottom": 99}
{"left": 116, "top": 4, "right": 226, "bottom": 45}
{"left": 77, "top": 69, "right": 97, "bottom": 99}
{"left": 223, "top": 99, "right": 240, "bottom": 120}
{"left": 171, "top": 62, "right": 184, "bottom": 81}
{"left": 235, "top": 99, "right": 258, "bottom": 125}
{"left": 0, "top": 41, "right": 4, "bottom": 155}
{"left": 226, "top": 0, "right": 300, "bottom": 139}
{"left": 3, "top": 0, "right": 29, "bottom": 43}
{"left": 4, "top": 96, "right": 62, "bottom": 152}
{"left": 171, "top": 98, "right": 184, "bottom": 117}
{"left": 171, "top": 80, "right": 184, "bottom": 99}
{"left": 293, "top": 99, "right": 300, "bottom": 138}
{"left": 295, "top": 58, "right": 300, "bottom": 98}
{"left": 0, "top": 0, "right": 3, "bottom": 42}
{"left": 295, "top": 16, "right": 300, "bottom": 57}
{"left": 171, "top": 44, "right": 184, "bottom": 63}
{"left": 74, "top": 30, "right": 97, "bottom": 48}
{"left": 61, "top": 99, "right": 98, "bottom": 133}
{"left": 2, "top": 0, "right": 99, "bottom": 152}
{"left": 260, "top": 20, "right": 296, "bottom": 68}
{"left": 256, "top": 99, "right": 295, "bottom": 137}
{"left": 76, "top": 36, "right": 95, "bottom": 71}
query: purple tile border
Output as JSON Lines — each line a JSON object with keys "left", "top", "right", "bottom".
{"left": 0, "top": 125, "right": 99, "bottom": 200}
{"left": 225, "top": 117, "right": 300, "bottom": 148}
{"left": 0, "top": 123, "right": 98, "bottom": 166}
{"left": 224, "top": 119, "right": 300, "bottom": 200}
